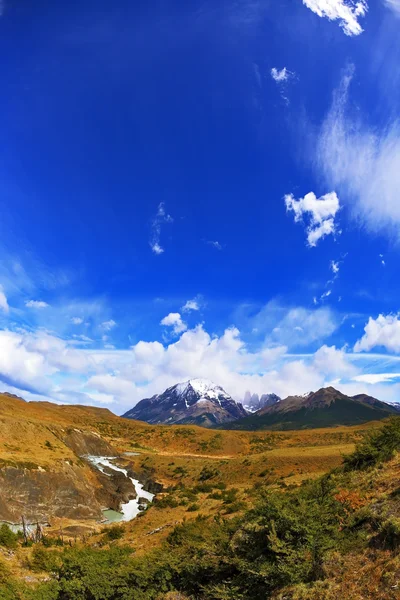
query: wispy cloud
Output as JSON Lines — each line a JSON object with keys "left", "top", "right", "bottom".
{"left": 302, "top": 0, "right": 368, "bottom": 36}
{"left": 101, "top": 319, "right": 117, "bottom": 331}
{"left": 284, "top": 191, "right": 340, "bottom": 247}
{"left": 384, "top": 0, "right": 400, "bottom": 16}
{"left": 206, "top": 240, "right": 223, "bottom": 250}
{"left": 149, "top": 202, "right": 173, "bottom": 255}
{"left": 71, "top": 317, "right": 84, "bottom": 325}
{"left": 0, "top": 286, "right": 9, "bottom": 314}
{"left": 270, "top": 67, "right": 295, "bottom": 104}
{"left": 317, "top": 66, "right": 400, "bottom": 238}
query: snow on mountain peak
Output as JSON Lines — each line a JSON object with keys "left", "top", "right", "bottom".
{"left": 175, "top": 378, "right": 229, "bottom": 399}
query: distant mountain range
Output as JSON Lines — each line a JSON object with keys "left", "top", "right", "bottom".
{"left": 225, "top": 386, "right": 400, "bottom": 430}
{"left": 122, "top": 379, "right": 247, "bottom": 427}
{"left": 123, "top": 381, "right": 400, "bottom": 430}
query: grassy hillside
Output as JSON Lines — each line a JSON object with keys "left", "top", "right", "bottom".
{"left": 1, "top": 416, "right": 400, "bottom": 599}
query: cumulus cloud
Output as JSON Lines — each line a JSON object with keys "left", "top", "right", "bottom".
{"left": 149, "top": 202, "right": 173, "bottom": 255}
{"left": 302, "top": 0, "right": 368, "bottom": 36}
{"left": 318, "top": 66, "right": 400, "bottom": 238}
{"left": 160, "top": 312, "right": 187, "bottom": 335}
{"left": 284, "top": 191, "right": 340, "bottom": 247}
{"left": 354, "top": 314, "right": 400, "bottom": 353}
{"left": 86, "top": 374, "right": 136, "bottom": 404}
{"left": 0, "top": 318, "right": 394, "bottom": 412}
{"left": 25, "top": 300, "right": 49, "bottom": 309}
{"left": 313, "top": 344, "right": 358, "bottom": 377}
{"left": 0, "top": 286, "right": 9, "bottom": 314}
{"left": 182, "top": 296, "right": 202, "bottom": 312}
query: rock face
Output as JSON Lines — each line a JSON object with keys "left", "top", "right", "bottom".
{"left": 243, "top": 392, "right": 280, "bottom": 412}
{"left": 0, "top": 429, "right": 137, "bottom": 523}
{"left": 123, "top": 379, "right": 248, "bottom": 427}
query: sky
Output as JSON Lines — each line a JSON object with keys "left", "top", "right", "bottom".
{"left": 0, "top": 0, "right": 400, "bottom": 413}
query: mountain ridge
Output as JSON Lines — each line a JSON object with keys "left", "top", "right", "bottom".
{"left": 123, "top": 378, "right": 247, "bottom": 427}
{"left": 223, "top": 386, "right": 399, "bottom": 430}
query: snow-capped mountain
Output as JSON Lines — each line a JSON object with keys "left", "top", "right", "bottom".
{"left": 122, "top": 378, "right": 248, "bottom": 427}
{"left": 242, "top": 392, "right": 281, "bottom": 413}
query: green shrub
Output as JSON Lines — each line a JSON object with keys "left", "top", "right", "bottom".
{"left": 102, "top": 524, "right": 125, "bottom": 541}
{"left": 154, "top": 495, "right": 180, "bottom": 509}
{"left": 371, "top": 517, "right": 400, "bottom": 550}
{"left": 30, "top": 546, "right": 60, "bottom": 573}
{"left": 0, "top": 524, "right": 18, "bottom": 549}
{"left": 187, "top": 503, "right": 200, "bottom": 512}
{"left": 344, "top": 417, "right": 400, "bottom": 471}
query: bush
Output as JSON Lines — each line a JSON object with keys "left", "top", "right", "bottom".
{"left": 30, "top": 546, "right": 60, "bottom": 573}
{"left": 187, "top": 503, "right": 200, "bottom": 512}
{"left": 154, "top": 495, "right": 180, "bottom": 509}
{"left": 0, "top": 524, "right": 18, "bottom": 549}
{"left": 224, "top": 500, "right": 246, "bottom": 514}
{"left": 344, "top": 417, "right": 400, "bottom": 471}
{"left": 198, "top": 466, "right": 219, "bottom": 481}
{"left": 102, "top": 524, "right": 125, "bottom": 541}
{"left": 371, "top": 517, "right": 400, "bottom": 550}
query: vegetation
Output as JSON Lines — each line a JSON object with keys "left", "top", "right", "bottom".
{"left": 1, "top": 417, "right": 400, "bottom": 599}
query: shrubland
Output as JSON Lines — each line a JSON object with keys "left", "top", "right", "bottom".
{"left": 1, "top": 417, "right": 400, "bottom": 599}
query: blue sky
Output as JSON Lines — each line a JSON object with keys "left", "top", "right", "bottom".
{"left": 0, "top": 0, "right": 400, "bottom": 412}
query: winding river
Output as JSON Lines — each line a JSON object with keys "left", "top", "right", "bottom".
{"left": 86, "top": 456, "right": 154, "bottom": 522}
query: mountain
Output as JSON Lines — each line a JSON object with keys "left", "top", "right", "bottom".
{"left": 243, "top": 392, "right": 281, "bottom": 412}
{"left": 224, "top": 386, "right": 399, "bottom": 431}
{"left": 122, "top": 378, "right": 248, "bottom": 427}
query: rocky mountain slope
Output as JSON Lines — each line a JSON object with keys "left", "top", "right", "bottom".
{"left": 123, "top": 378, "right": 247, "bottom": 427}
{"left": 225, "top": 386, "right": 399, "bottom": 430}
{"left": 242, "top": 392, "right": 280, "bottom": 412}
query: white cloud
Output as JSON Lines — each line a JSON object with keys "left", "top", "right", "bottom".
{"left": 182, "top": 296, "right": 202, "bottom": 312}
{"left": 101, "top": 319, "right": 117, "bottom": 331}
{"left": 352, "top": 372, "right": 400, "bottom": 384}
{"left": 149, "top": 202, "right": 173, "bottom": 255}
{"left": 160, "top": 312, "right": 187, "bottom": 335}
{"left": 71, "top": 317, "right": 84, "bottom": 325}
{"left": 313, "top": 344, "right": 358, "bottom": 377}
{"left": 318, "top": 67, "right": 400, "bottom": 238}
{"left": 271, "top": 67, "right": 290, "bottom": 82}
{"left": 269, "top": 306, "right": 337, "bottom": 347}
{"left": 0, "top": 286, "right": 9, "bottom": 314}
{"left": 384, "top": 0, "right": 400, "bottom": 15}
{"left": 285, "top": 191, "right": 340, "bottom": 247}
{"left": 331, "top": 260, "right": 340, "bottom": 274}
{"left": 25, "top": 300, "right": 49, "bottom": 309}
{"left": 1, "top": 318, "right": 398, "bottom": 412}
{"left": 302, "top": 0, "right": 368, "bottom": 36}
{"left": 320, "top": 289, "right": 332, "bottom": 300}
{"left": 206, "top": 240, "right": 223, "bottom": 250}
{"left": 354, "top": 314, "right": 400, "bottom": 353}
{"left": 86, "top": 374, "right": 135, "bottom": 404}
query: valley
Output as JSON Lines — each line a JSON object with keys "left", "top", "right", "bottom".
{"left": 1, "top": 389, "right": 399, "bottom": 599}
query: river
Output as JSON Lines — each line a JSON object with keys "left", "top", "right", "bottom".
{"left": 86, "top": 456, "right": 154, "bottom": 522}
